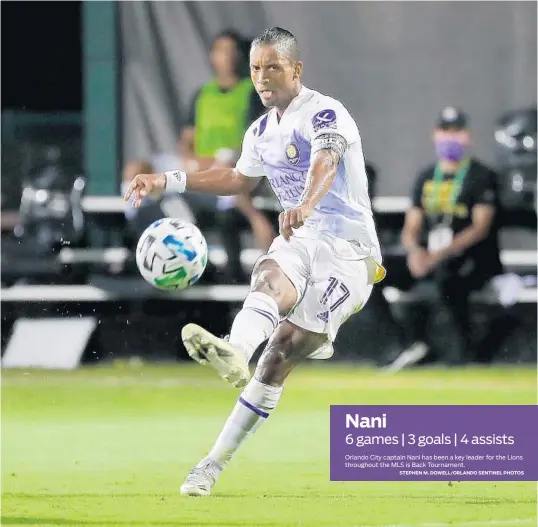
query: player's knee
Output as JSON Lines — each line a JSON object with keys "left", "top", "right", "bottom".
{"left": 251, "top": 267, "right": 281, "bottom": 295}
{"left": 251, "top": 266, "right": 296, "bottom": 314}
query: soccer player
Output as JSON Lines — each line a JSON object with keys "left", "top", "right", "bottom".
{"left": 124, "top": 27, "right": 385, "bottom": 496}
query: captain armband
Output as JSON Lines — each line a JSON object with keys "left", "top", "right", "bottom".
{"left": 311, "top": 133, "right": 348, "bottom": 161}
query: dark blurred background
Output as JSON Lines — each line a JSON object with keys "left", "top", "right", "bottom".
{"left": 2, "top": 3, "right": 82, "bottom": 112}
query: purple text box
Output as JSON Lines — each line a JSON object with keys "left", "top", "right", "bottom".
{"left": 330, "top": 405, "right": 538, "bottom": 481}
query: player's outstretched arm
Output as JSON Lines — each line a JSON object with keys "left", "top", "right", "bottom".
{"left": 123, "top": 168, "right": 260, "bottom": 208}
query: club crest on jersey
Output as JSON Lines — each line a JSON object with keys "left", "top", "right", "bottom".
{"left": 285, "top": 142, "right": 300, "bottom": 166}
{"left": 312, "top": 109, "right": 337, "bottom": 132}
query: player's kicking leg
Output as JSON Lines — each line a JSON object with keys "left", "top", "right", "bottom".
{"left": 181, "top": 260, "right": 298, "bottom": 388}
{"left": 180, "top": 319, "right": 327, "bottom": 496}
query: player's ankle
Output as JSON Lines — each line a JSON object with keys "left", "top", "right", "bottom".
{"left": 201, "top": 456, "right": 224, "bottom": 472}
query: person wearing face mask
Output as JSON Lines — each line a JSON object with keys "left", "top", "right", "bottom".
{"left": 387, "top": 107, "right": 503, "bottom": 369}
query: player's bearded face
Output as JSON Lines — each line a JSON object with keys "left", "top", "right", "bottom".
{"left": 250, "top": 44, "right": 301, "bottom": 109}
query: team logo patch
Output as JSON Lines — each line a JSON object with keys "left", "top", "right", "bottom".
{"left": 312, "top": 109, "right": 337, "bottom": 132}
{"left": 285, "top": 142, "right": 300, "bottom": 165}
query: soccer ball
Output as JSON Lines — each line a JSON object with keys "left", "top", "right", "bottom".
{"left": 135, "top": 218, "right": 208, "bottom": 290}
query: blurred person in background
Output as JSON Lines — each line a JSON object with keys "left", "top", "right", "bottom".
{"left": 180, "top": 29, "right": 265, "bottom": 170}
{"left": 388, "top": 107, "right": 503, "bottom": 370}
{"left": 179, "top": 29, "right": 275, "bottom": 283}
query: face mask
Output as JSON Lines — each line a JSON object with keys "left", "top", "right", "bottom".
{"left": 435, "top": 139, "right": 465, "bottom": 162}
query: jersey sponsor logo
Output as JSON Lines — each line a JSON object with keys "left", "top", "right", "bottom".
{"left": 267, "top": 171, "right": 306, "bottom": 204}
{"left": 312, "top": 109, "right": 337, "bottom": 132}
{"left": 285, "top": 142, "right": 301, "bottom": 166}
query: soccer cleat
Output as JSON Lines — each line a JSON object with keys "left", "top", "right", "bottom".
{"left": 180, "top": 457, "right": 222, "bottom": 497}
{"left": 181, "top": 323, "right": 250, "bottom": 388}
{"left": 307, "top": 340, "right": 334, "bottom": 360}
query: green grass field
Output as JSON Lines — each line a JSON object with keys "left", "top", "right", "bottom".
{"left": 2, "top": 363, "right": 537, "bottom": 527}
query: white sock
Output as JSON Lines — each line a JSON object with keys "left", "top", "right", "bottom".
{"left": 228, "top": 292, "right": 280, "bottom": 363}
{"left": 207, "top": 378, "right": 283, "bottom": 468}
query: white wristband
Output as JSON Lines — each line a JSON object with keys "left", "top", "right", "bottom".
{"left": 164, "top": 170, "right": 187, "bottom": 194}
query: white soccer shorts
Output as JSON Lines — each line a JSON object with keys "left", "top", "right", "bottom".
{"left": 253, "top": 231, "right": 382, "bottom": 342}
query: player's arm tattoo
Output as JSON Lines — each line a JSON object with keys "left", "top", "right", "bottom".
{"left": 299, "top": 133, "right": 347, "bottom": 209}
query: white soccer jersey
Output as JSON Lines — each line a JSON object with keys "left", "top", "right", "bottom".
{"left": 235, "top": 86, "right": 381, "bottom": 261}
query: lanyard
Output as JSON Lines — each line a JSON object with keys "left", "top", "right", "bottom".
{"left": 429, "top": 158, "right": 470, "bottom": 213}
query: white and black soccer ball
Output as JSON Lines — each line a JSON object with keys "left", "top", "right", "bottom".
{"left": 135, "top": 218, "right": 208, "bottom": 290}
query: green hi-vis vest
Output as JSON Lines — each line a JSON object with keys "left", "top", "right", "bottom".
{"left": 194, "top": 78, "right": 253, "bottom": 158}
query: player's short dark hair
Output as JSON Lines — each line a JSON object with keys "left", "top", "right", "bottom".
{"left": 251, "top": 27, "right": 300, "bottom": 62}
